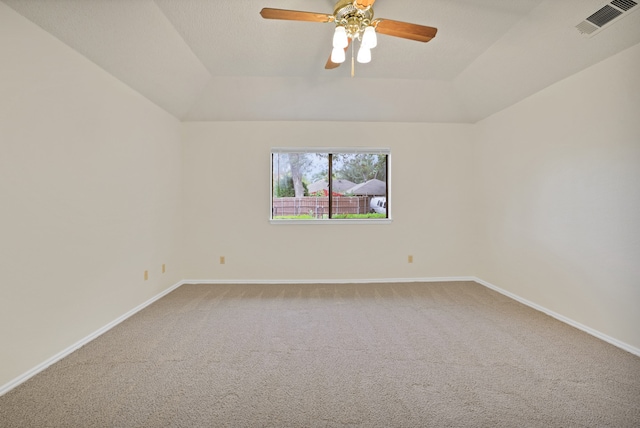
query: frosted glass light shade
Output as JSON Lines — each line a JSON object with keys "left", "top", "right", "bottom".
{"left": 362, "top": 26, "right": 377, "bottom": 48}
{"left": 331, "top": 46, "right": 346, "bottom": 63}
{"left": 357, "top": 46, "right": 371, "bottom": 63}
{"left": 332, "top": 26, "right": 348, "bottom": 48}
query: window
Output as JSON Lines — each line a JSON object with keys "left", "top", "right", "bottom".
{"left": 271, "top": 148, "right": 390, "bottom": 223}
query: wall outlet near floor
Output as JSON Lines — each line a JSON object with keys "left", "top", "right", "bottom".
{"left": 219, "top": 256, "right": 225, "bottom": 265}
{"left": 408, "top": 255, "right": 413, "bottom": 263}
{"left": 144, "top": 270, "right": 149, "bottom": 280}
{"left": 162, "top": 264, "right": 166, "bottom": 273}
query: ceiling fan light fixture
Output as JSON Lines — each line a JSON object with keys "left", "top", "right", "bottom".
{"left": 259, "top": 2, "right": 438, "bottom": 72}
{"left": 331, "top": 46, "right": 346, "bottom": 63}
{"left": 362, "top": 25, "right": 377, "bottom": 48}
{"left": 332, "top": 26, "right": 349, "bottom": 48}
{"left": 357, "top": 46, "right": 371, "bottom": 63}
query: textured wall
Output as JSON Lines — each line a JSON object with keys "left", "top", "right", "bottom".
{"left": 473, "top": 42, "right": 640, "bottom": 350}
{"left": 0, "top": 4, "right": 183, "bottom": 388}
{"left": 181, "top": 121, "right": 475, "bottom": 282}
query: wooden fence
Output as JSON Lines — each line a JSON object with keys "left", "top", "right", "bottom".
{"left": 272, "top": 196, "right": 371, "bottom": 218}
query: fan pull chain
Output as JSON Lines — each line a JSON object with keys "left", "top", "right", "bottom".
{"left": 351, "top": 41, "right": 355, "bottom": 77}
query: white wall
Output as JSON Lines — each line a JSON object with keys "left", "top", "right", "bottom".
{"left": 0, "top": 4, "right": 183, "bottom": 388}
{"left": 181, "top": 122, "right": 475, "bottom": 281}
{"left": 473, "top": 42, "right": 640, "bottom": 350}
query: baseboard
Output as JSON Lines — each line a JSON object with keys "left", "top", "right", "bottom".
{"left": 473, "top": 276, "right": 640, "bottom": 357}
{"left": 181, "top": 276, "right": 477, "bottom": 285}
{"left": 0, "top": 280, "right": 185, "bottom": 397}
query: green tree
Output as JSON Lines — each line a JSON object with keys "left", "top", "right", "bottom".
{"left": 333, "top": 154, "right": 386, "bottom": 183}
{"left": 274, "top": 176, "right": 295, "bottom": 197}
{"left": 274, "top": 176, "right": 308, "bottom": 197}
{"left": 273, "top": 153, "right": 312, "bottom": 197}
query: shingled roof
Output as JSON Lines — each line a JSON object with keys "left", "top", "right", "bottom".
{"left": 308, "top": 179, "right": 356, "bottom": 194}
{"left": 346, "top": 179, "right": 386, "bottom": 196}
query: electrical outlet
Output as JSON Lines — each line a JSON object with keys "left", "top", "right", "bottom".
{"left": 408, "top": 255, "right": 413, "bottom": 263}
{"left": 162, "top": 264, "right": 166, "bottom": 273}
{"left": 220, "top": 256, "right": 225, "bottom": 265}
{"left": 144, "top": 270, "right": 149, "bottom": 280}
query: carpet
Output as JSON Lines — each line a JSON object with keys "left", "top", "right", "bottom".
{"left": 1, "top": 281, "right": 639, "bottom": 427}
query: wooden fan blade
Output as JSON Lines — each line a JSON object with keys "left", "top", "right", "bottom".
{"left": 260, "top": 8, "right": 334, "bottom": 23}
{"left": 325, "top": 39, "right": 351, "bottom": 69}
{"left": 325, "top": 57, "right": 341, "bottom": 69}
{"left": 354, "top": 0, "right": 376, "bottom": 9}
{"left": 374, "top": 19, "right": 438, "bottom": 43}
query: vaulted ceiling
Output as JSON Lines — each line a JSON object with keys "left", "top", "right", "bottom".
{"left": 4, "top": 0, "right": 640, "bottom": 123}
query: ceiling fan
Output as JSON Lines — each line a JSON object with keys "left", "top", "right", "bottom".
{"left": 260, "top": 0, "right": 437, "bottom": 74}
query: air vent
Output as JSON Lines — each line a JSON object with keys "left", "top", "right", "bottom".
{"left": 576, "top": 0, "right": 638, "bottom": 37}
{"left": 587, "top": 5, "right": 623, "bottom": 26}
{"left": 611, "top": 0, "right": 637, "bottom": 11}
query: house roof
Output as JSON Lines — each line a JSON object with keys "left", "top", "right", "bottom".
{"left": 5, "top": 0, "right": 640, "bottom": 123}
{"left": 347, "top": 179, "right": 386, "bottom": 196}
{"left": 308, "top": 179, "right": 357, "bottom": 194}
{"left": 307, "top": 180, "right": 329, "bottom": 194}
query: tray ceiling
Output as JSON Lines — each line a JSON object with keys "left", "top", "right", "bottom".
{"left": 3, "top": 0, "right": 640, "bottom": 123}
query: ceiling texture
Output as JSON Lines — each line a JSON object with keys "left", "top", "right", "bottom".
{"left": 4, "top": 0, "right": 640, "bottom": 123}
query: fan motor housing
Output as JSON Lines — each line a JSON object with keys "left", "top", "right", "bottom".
{"left": 334, "top": 0, "right": 374, "bottom": 24}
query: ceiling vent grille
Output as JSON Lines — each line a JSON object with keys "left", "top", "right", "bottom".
{"left": 576, "top": 0, "right": 638, "bottom": 37}
{"left": 587, "top": 4, "right": 623, "bottom": 26}
{"left": 611, "top": 0, "right": 637, "bottom": 11}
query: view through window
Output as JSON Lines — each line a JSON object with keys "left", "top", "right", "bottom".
{"left": 271, "top": 148, "right": 389, "bottom": 221}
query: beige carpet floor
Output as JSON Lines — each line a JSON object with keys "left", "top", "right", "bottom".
{"left": 1, "top": 281, "right": 639, "bottom": 427}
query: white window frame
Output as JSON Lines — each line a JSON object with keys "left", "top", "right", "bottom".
{"left": 270, "top": 147, "right": 392, "bottom": 224}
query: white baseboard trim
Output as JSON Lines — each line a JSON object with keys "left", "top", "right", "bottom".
{"left": 473, "top": 276, "right": 640, "bottom": 357}
{"left": 0, "top": 280, "right": 185, "bottom": 397}
{"left": 181, "top": 276, "right": 477, "bottom": 285}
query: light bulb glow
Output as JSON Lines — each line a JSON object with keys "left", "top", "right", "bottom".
{"left": 332, "top": 26, "right": 348, "bottom": 48}
{"left": 362, "top": 26, "right": 377, "bottom": 48}
{"left": 331, "top": 46, "right": 346, "bottom": 63}
{"left": 357, "top": 46, "right": 371, "bottom": 63}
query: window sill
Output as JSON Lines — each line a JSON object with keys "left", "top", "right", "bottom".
{"left": 270, "top": 218, "right": 393, "bottom": 225}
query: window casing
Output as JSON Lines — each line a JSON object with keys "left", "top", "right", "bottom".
{"left": 271, "top": 148, "right": 391, "bottom": 224}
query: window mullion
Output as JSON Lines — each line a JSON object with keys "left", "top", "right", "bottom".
{"left": 328, "top": 153, "right": 333, "bottom": 219}
{"left": 384, "top": 154, "right": 389, "bottom": 218}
